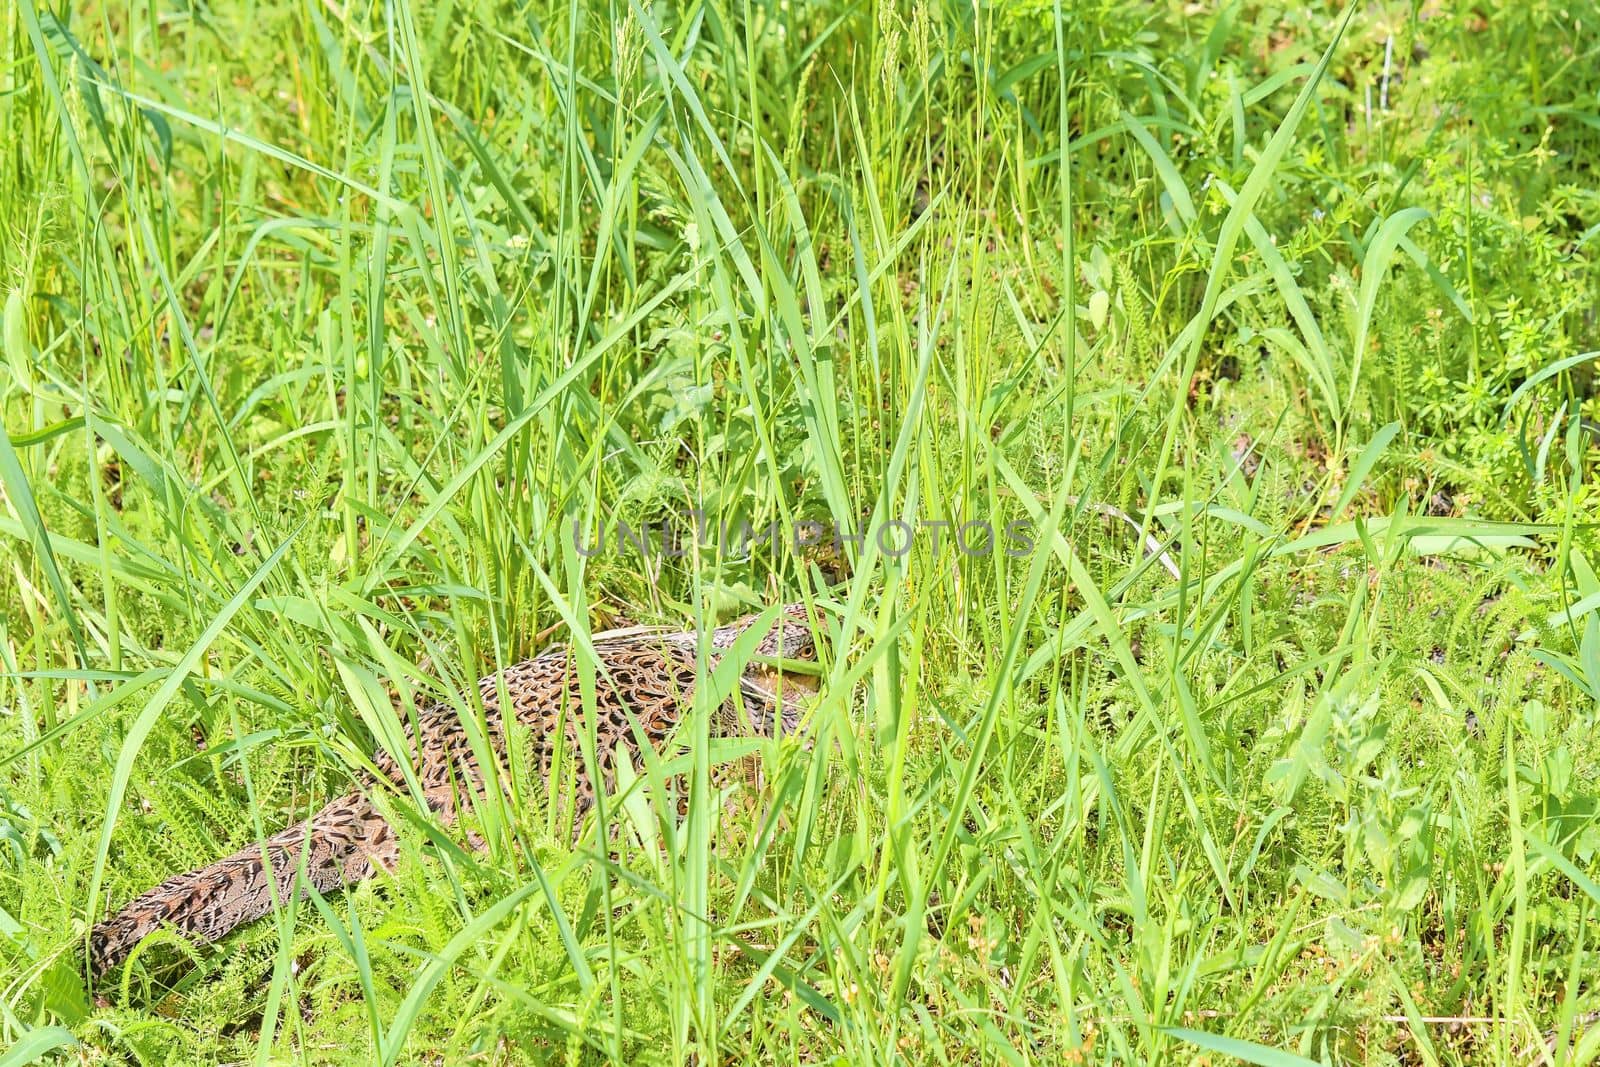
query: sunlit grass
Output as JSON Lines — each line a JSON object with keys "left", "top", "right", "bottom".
{"left": 3, "top": 0, "right": 1600, "bottom": 1063}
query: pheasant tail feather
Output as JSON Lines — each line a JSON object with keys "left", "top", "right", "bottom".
{"left": 89, "top": 791, "right": 396, "bottom": 974}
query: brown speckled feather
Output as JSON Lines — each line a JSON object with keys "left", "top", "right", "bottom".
{"left": 89, "top": 604, "right": 818, "bottom": 974}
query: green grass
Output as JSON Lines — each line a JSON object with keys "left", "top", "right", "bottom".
{"left": 3, "top": 0, "right": 1600, "bottom": 1062}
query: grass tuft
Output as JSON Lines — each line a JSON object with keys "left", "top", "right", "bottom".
{"left": 3, "top": 0, "right": 1600, "bottom": 1062}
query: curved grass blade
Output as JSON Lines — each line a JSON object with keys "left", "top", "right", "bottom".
{"left": 83, "top": 519, "right": 307, "bottom": 957}
{"left": 1333, "top": 420, "right": 1400, "bottom": 516}
{"left": 378, "top": 882, "right": 541, "bottom": 1065}
{"left": 1346, "top": 207, "right": 1432, "bottom": 417}
{"left": 1162, "top": 1026, "right": 1323, "bottom": 1067}
{"left": 0, "top": 1026, "right": 77, "bottom": 1067}
{"left": 0, "top": 421, "right": 88, "bottom": 667}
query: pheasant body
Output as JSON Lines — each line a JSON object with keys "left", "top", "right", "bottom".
{"left": 89, "top": 605, "right": 817, "bottom": 974}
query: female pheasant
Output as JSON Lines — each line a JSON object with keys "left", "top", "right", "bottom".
{"left": 88, "top": 602, "right": 820, "bottom": 974}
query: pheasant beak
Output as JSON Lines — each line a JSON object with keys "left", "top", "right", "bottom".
{"left": 743, "top": 665, "right": 819, "bottom": 737}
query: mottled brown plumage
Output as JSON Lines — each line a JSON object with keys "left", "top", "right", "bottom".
{"left": 88, "top": 603, "right": 819, "bottom": 975}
